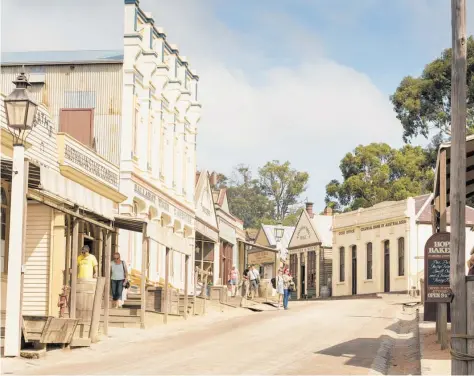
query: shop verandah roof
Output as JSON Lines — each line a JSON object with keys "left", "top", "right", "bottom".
{"left": 433, "top": 134, "right": 474, "bottom": 209}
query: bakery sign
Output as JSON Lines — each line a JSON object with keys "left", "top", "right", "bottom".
{"left": 424, "top": 232, "right": 451, "bottom": 303}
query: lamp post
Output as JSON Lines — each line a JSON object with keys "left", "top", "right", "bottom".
{"left": 274, "top": 224, "right": 284, "bottom": 273}
{"left": 3, "top": 72, "right": 38, "bottom": 357}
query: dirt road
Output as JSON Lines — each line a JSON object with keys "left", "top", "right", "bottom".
{"left": 2, "top": 297, "right": 405, "bottom": 375}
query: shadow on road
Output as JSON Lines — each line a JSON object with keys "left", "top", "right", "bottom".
{"left": 315, "top": 336, "right": 387, "bottom": 369}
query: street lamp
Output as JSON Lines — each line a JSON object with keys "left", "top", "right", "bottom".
{"left": 274, "top": 225, "right": 284, "bottom": 241}
{"left": 3, "top": 71, "right": 37, "bottom": 357}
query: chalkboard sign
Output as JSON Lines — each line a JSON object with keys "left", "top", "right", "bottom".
{"left": 424, "top": 232, "right": 450, "bottom": 302}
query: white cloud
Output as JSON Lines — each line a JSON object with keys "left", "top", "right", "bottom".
{"left": 2, "top": 0, "right": 405, "bottom": 211}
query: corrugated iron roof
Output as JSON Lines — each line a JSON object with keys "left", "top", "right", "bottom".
{"left": 1, "top": 50, "right": 124, "bottom": 65}
{"left": 310, "top": 215, "right": 333, "bottom": 248}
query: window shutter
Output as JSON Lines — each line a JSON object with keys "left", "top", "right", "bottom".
{"left": 59, "top": 108, "right": 94, "bottom": 147}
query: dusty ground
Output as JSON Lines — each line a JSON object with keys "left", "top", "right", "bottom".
{"left": 2, "top": 296, "right": 414, "bottom": 375}
{"left": 387, "top": 307, "right": 421, "bottom": 375}
{"left": 419, "top": 321, "right": 451, "bottom": 375}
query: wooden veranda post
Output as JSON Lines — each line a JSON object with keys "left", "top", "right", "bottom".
{"left": 64, "top": 215, "right": 71, "bottom": 286}
{"left": 103, "top": 230, "right": 112, "bottom": 336}
{"left": 97, "top": 227, "right": 103, "bottom": 277}
{"left": 184, "top": 255, "right": 189, "bottom": 319}
{"left": 164, "top": 247, "right": 170, "bottom": 324}
{"left": 70, "top": 218, "right": 80, "bottom": 319}
{"left": 140, "top": 223, "right": 148, "bottom": 329}
{"left": 90, "top": 277, "right": 105, "bottom": 343}
{"left": 450, "top": 0, "right": 468, "bottom": 374}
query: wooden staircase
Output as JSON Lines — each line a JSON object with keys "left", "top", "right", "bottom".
{"left": 101, "top": 308, "right": 140, "bottom": 328}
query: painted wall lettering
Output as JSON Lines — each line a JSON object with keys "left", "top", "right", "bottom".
{"left": 65, "top": 144, "right": 119, "bottom": 187}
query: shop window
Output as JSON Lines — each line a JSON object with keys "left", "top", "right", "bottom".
{"left": 339, "top": 247, "right": 345, "bottom": 282}
{"left": 59, "top": 108, "right": 94, "bottom": 148}
{"left": 1, "top": 187, "right": 9, "bottom": 273}
{"left": 366, "top": 243, "right": 373, "bottom": 280}
{"left": 398, "top": 237, "right": 405, "bottom": 276}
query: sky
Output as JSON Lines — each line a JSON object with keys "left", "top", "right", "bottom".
{"left": 2, "top": 0, "right": 473, "bottom": 211}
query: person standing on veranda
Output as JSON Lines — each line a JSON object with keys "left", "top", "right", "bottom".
{"left": 77, "top": 245, "right": 98, "bottom": 279}
{"left": 111, "top": 252, "right": 129, "bottom": 308}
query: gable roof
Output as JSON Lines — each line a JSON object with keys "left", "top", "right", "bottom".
{"left": 194, "top": 170, "right": 218, "bottom": 229}
{"left": 288, "top": 208, "right": 333, "bottom": 249}
{"left": 261, "top": 225, "right": 295, "bottom": 248}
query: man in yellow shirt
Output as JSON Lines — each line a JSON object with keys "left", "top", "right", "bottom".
{"left": 77, "top": 245, "right": 98, "bottom": 279}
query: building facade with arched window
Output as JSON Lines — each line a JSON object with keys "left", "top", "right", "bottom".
{"left": 332, "top": 194, "right": 474, "bottom": 297}
{"left": 117, "top": 0, "right": 200, "bottom": 294}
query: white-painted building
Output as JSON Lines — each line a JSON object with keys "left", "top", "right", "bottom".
{"left": 118, "top": 0, "right": 201, "bottom": 292}
{"left": 331, "top": 195, "right": 474, "bottom": 297}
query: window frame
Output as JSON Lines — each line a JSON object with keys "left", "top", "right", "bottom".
{"left": 398, "top": 237, "right": 405, "bottom": 276}
{"left": 339, "top": 247, "right": 345, "bottom": 282}
{"left": 366, "top": 242, "right": 373, "bottom": 280}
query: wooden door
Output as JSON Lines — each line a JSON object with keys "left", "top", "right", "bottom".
{"left": 384, "top": 240, "right": 390, "bottom": 293}
{"left": 351, "top": 246, "right": 357, "bottom": 295}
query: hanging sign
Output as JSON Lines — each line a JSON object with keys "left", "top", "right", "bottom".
{"left": 424, "top": 232, "right": 451, "bottom": 303}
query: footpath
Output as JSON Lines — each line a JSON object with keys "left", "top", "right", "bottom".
{"left": 418, "top": 307, "right": 451, "bottom": 375}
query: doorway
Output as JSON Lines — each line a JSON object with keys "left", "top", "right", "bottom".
{"left": 384, "top": 240, "right": 390, "bottom": 292}
{"left": 300, "top": 264, "right": 306, "bottom": 297}
{"left": 351, "top": 246, "right": 357, "bottom": 295}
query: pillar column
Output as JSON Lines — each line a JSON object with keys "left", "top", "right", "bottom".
{"left": 304, "top": 251, "right": 308, "bottom": 298}
{"left": 4, "top": 154, "right": 28, "bottom": 357}
{"left": 296, "top": 252, "right": 301, "bottom": 300}
{"left": 316, "top": 247, "right": 320, "bottom": 298}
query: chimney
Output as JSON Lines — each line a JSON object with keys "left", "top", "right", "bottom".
{"left": 210, "top": 172, "right": 218, "bottom": 187}
{"left": 323, "top": 206, "right": 333, "bottom": 216}
{"left": 306, "top": 202, "right": 314, "bottom": 218}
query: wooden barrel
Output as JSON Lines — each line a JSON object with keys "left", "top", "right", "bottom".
{"left": 320, "top": 285, "right": 330, "bottom": 298}
{"left": 76, "top": 278, "right": 97, "bottom": 320}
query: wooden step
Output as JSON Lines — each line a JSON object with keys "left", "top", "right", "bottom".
{"left": 100, "top": 315, "right": 140, "bottom": 323}
{"left": 108, "top": 322, "right": 140, "bottom": 329}
{"left": 101, "top": 308, "right": 139, "bottom": 316}
{"left": 70, "top": 338, "right": 91, "bottom": 347}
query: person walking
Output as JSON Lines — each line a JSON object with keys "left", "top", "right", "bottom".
{"left": 282, "top": 268, "right": 293, "bottom": 310}
{"left": 249, "top": 265, "right": 260, "bottom": 299}
{"left": 77, "top": 245, "right": 98, "bottom": 279}
{"left": 229, "top": 265, "right": 240, "bottom": 297}
{"left": 111, "top": 252, "right": 129, "bottom": 308}
{"left": 242, "top": 265, "right": 250, "bottom": 300}
{"left": 276, "top": 268, "right": 285, "bottom": 309}
{"left": 467, "top": 247, "right": 474, "bottom": 275}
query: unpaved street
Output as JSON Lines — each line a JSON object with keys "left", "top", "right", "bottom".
{"left": 3, "top": 297, "right": 405, "bottom": 375}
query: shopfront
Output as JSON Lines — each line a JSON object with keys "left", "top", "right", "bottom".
{"left": 1, "top": 97, "right": 125, "bottom": 354}
{"left": 194, "top": 171, "right": 219, "bottom": 292}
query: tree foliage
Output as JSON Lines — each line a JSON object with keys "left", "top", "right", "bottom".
{"left": 259, "top": 160, "right": 309, "bottom": 222}
{"left": 221, "top": 162, "right": 309, "bottom": 228}
{"left": 390, "top": 36, "right": 474, "bottom": 142}
{"left": 325, "top": 143, "right": 434, "bottom": 212}
{"left": 226, "top": 165, "right": 274, "bottom": 229}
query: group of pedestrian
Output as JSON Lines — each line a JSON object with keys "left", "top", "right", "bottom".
{"left": 226, "top": 263, "right": 294, "bottom": 310}
{"left": 274, "top": 267, "right": 294, "bottom": 310}
{"left": 77, "top": 245, "right": 129, "bottom": 308}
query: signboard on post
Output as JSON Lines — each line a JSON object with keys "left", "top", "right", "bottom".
{"left": 424, "top": 232, "right": 451, "bottom": 303}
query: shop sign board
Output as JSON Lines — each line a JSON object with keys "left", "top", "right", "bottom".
{"left": 248, "top": 250, "right": 276, "bottom": 265}
{"left": 424, "top": 232, "right": 451, "bottom": 303}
